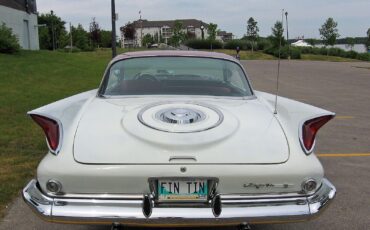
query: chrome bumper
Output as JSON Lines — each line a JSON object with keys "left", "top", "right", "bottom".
{"left": 22, "top": 179, "right": 336, "bottom": 226}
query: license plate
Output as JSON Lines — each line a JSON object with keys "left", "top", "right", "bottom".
{"left": 157, "top": 179, "right": 208, "bottom": 201}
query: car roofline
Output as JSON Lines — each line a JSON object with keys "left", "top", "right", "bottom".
{"left": 111, "top": 50, "right": 239, "bottom": 63}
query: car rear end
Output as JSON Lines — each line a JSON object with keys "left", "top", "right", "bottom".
{"left": 23, "top": 51, "right": 336, "bottom": 227}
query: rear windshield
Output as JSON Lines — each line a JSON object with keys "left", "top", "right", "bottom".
{"left": 100, "top": 57, "right": 253, "bottom": 97}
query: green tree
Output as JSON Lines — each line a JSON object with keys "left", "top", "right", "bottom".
{"left": 270, "top": 21, "right": 285, "bottom": 48}
{"left": 246, "top": 17, "right": 259, "bottom": 52}
{"left": 38, "top": 11, "right": 68, "bottom": 50}
{"left": 141, "top": 34, "right": 154, "bottom": 47}
{"left": 0, "top": 23, "right": 20, "bottom": 53}
{"left": 98, "top": 30, "right": 112, "bottom": 48}
{"left": 158, "top": 30, "right": 164, "bottom": 43}
{"left": 306, "top": 38, "right": 318, "bottom": 46}
{"left": 121, "top": 22, "right": 136, "bottom": 40}
{"left": 153, "top": 32, "right": 159, "bottom": 43}
{"left": 72, "top": 24, "right": 90, "bottom": 51}
{"left": 89, "top": 17, "right": 101, "bottom": 48}
{"left": 170, "top": 20, "right": 186, "bottom": 47}
{"left": 207, "top": 23, "right": 218, "bottom": 41}
{"left": 366, "top": 28, "right": 370, "bottom": 50}
{"left": 345, "top": 37, "right": 355, "bottom": 51}
{"left": 319, "top": 17, "right": 340, "bottom": 47}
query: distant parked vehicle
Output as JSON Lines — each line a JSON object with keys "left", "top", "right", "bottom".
{"left": 23, "top": 50, "right": 336, "bottom": 229}
{"left": 148, "top": 43, "right": 158, "bottom": 48}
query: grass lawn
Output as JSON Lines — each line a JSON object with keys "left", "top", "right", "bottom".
{"left": 207, "top": 49, "right": 359, "bottom": 62}
{"left": 0, "top": 49, "right": 119, "bottom": 217}
{"left": 209, "top": 49, "right": 277, "bottom": 60}
{"left": 0, "top": 47, "right": 362, "bottom": 218}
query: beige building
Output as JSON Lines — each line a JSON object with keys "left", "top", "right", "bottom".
{"left": 120, "top": 19, "right": 210, "bottom": 47}
{"left": 0, "top": 0, "right": 39, "bottom": 50}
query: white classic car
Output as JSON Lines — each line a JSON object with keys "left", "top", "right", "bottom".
{"left": 23, "top": 51, "right": 336, "bottom": 229}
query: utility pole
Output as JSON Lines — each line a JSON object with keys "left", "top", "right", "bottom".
{"left": 69, "top": 22, "right": 73, "bottom": 53}
{"left": 201, "top": 25, "right": 205, "bottom": 40}
{"left": 285, "top": 11, "right": 290, "bottom": 60}
{"left": 111, "top": 0, "right": 117, "bottom": 58}
{"left": 139, "top": 10, "right": 143, "bottom": 47}
{"left": 51, "top": 10, "right": 55, "bottom": 51}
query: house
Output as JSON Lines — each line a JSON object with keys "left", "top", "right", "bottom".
{"left": 120, "top": 19, "right": 209, "bottom": 47}
{"left": 0, "top": 0, "right": 39, "bottom": 50}
{"left": 216, "top": 30, "right": 233, "bottom": 42}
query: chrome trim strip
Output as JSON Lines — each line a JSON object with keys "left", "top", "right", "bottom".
{"left": 23, "top": 178, "right": 336, "bottom": 226}
{"left": 44, "top": 192, "right": 144, "bottom": 199}
{"left": 44, "top": 187, "right": 313, "bottom": 200}
{"left": 27, "top": 111, "right": 64, "bottom": 155}
{"left": 97, "top": 54, "right": 256, "bottom": 99}
{"left": 100, "top": 94, "right": 257, "bottom": 101}
{"left": 147, "top": 177, "right": 219, "bottom": 202}
{"left": 169, "top": 156, "right": 197, "bottom": 162}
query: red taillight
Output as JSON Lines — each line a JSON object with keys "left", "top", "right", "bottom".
{"left": 30, "top": 114, "right": 60, "bottom": 152}
{"left": 301, "top": 114, "right": 334, "bottom": 153}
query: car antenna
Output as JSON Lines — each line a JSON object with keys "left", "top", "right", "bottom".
{"left": 274, "top": 9, "right": 285, "bottom": 115}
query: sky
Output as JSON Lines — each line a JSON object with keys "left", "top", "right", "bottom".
{"left": 37, "top": 0, "right": 370, "bottom": 39}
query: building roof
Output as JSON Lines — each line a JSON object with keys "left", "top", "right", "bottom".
{"left": 112, "top": 50, "right": 237, "bottom": 63}
{"left": 129, "top": 19, "right": 209, "bottom": 29}
{"left": 217, "top": 31, "right": 233, "bottom": 36}
{"left": 0, "top": 0, "right": 37, "bottom": 13}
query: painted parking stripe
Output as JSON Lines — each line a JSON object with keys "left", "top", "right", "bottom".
{"left": 335, "top": 116, "right": 354, "bottom": 119}
{"left": 317, "top": 153, "right": 370, "bottom": 157}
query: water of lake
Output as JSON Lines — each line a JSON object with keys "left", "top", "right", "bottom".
{"left": 316, "top": 44, "right": 368, "bottom": 53}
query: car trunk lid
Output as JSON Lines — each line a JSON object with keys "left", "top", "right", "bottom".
{"left": 73, "top": 97, "right": 289, "bottom": 164}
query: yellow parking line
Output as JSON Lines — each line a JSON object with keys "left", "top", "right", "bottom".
{"left": 317, "top": 153, "right": 370, "bottom": 157}
{"left": 335, "top": 116, "right": 354, "bottom": 119}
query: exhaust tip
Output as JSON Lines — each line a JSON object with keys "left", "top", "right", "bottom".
{"left": 212, "top": 194, "right": 222, "bottom": 217}
{"left": 142, "top": 194, "right": 153, "bottom": 218}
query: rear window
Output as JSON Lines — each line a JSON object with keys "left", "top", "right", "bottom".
{"left": 100, "top": 57, "right": 253, "bottom": 97}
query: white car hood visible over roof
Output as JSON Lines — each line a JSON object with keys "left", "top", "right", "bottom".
{"left": 73, "top": 97, "right": 289, "bottom": 164}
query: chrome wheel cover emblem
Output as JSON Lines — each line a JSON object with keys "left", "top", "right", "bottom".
{"left": 137, "top": 102, "right": 224, "bottom": 133}
{"left": 156, "top": 108, "right": 206, "bottom": 124}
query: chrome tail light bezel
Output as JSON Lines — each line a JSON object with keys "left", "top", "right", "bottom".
{"left": 299, "top": 113, "right": 335, "bottom": 155}
{"left": 28, "top": 112, "right": 63, "bottom": 155}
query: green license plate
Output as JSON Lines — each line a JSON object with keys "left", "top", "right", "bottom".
{"left": 157, "top": 179, "right": 208, "bottom": 201}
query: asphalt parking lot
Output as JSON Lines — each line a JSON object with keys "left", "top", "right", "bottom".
{"left": 1, "top": 60, "right": 369, "bottom": 230}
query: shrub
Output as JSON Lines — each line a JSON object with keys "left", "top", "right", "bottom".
{"left": 62, "top": 47, "right": 81, "bottom": 53}
{"left": 290, "top": 47, "right": 302, "bottom": 59}
{"left": 257, "top": 38, "right": 272, "bottom": 51}
{"left": 268, "top": 43, "right": 368, "bottom": 61}
{"left": 224, "top": 39, "right": 249, "bottom": 50}
{"left": 343, "top": 50, "right": 358, "bottom": 59}
{"left": 299, "top": 47, "right": 313, "bottom": 54}
{"left": 0, "top": 23, "right": 20, "bottom": 54}
{"left": 274, "top": 47, "right": 289, "bottom": 59}
{"left": 263, "top": 46, "right": 275, "bottom": 55}
{"left": 311, "top": 47, "right": 322, "bottom": 55}
{"left": 327, "top": 47, "right": 344, "bottom": 57}
{"left": 356, "top": 53, "right": 370, "bottom": 61}
{"left": 319, "top": 47, "right": 328, "bottom": 55}
{"left": 264, "top": 46, "right": 301, "bottom": 59}
{"left": 185, "top": 39, "right": 222, "bottom": 49}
